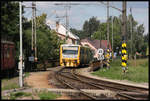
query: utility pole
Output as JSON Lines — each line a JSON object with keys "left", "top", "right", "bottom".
{"left": 31, "top": 2, "right": 37, "bottom": 70}
{"left": 65, "top": 4, "right": 68, "bottom": 40}
{"left": 107, "top": 1, "right": 109, "bottom": 49}
{"left": 130, "top": 7, "right": 133, "bottom": 59}
{"left": 34, "top": 2, "right": 37, "bottom": 62}
{"left": 121, "top": 1, "right": 128, "bottom": 73}
{"left": 31, "top": 2, "right": 34, "bottom": 55}
{"left": 122, "top": 1, "right": 127, "bottom": 51}
{"left": 19, "top": 1, "right": 23, "bottom": 87}
{"left": 65, "top": 4, "right": 71, "bottom": 41}
{"left": 112, "top": 16, "right": 113, "bottom": 61}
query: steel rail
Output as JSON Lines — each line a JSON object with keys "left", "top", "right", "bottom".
{"left": 54, "top": 67, "right": 98, "bottom": 100}
{"left": 71, "top": 69, "right": 148, "bottom": 100}
{"left": 73, "top": 70, "right": 148, "bottom": 92}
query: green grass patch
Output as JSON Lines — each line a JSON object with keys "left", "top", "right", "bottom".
{"left": 1, "top": 77, "right": 20, "bottom": 90}
{"left": 9, "top": 92, "right": 32, "bottom": 100}
{"left": 92, "top": 58, "right": 148, "bottom": 83}
{"left": 24, "top": 72, "right": 30, "bottom": 78}
{"left": 38, "top": 90, "right": 60, "bottom": 100}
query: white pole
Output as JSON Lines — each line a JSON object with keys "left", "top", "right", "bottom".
{"left": 34, "top": 2, "right": 37, "bottom": 62}
{"left": 19, "top": 1, "right": 23, "bottom": 87}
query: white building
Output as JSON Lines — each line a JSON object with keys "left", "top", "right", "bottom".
{"left": 46, "top": 20, "right": 79, "bottom": 44}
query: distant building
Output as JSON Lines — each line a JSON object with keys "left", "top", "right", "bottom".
{"left": 80, "top": 38, "right": 112, "bottom": 58}
{"left": 46, "top": 20, "right": 79, "bottom": 44}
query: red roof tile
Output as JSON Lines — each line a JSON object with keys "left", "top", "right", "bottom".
{"left": 80, "top": 38, "right": 112, "bottom": 51}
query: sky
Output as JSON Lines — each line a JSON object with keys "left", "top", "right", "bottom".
{"left": 22, "top": 1, "right": 149, "bottom": 35}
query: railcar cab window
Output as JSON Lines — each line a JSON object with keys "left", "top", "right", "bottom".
{"left": 62, "top": 46, "right": 78, "bottom": 55}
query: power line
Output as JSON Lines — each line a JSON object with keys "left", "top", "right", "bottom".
{"left": 100, "top": 2, "right": 122, "bottom": 12}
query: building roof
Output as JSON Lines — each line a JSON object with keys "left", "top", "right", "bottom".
{"left": 46, "top": 20, "right": 79, "bottom": 40}
{"left": 80, "top": 38, "right": 112, "bottom": 51}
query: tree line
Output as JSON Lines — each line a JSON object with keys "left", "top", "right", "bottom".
{"left": 70, "top": 16, "right": 149, "bottom": 58}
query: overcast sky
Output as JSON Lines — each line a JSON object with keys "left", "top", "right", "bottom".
{"left": 23, "top": 1, "right": 149, "bottom": 35}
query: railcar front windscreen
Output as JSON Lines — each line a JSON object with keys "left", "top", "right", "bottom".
{"left": 62, "top": 46, "right": 78, "bottom": 58}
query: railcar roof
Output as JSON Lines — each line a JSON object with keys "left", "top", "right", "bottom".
{"left": 1, "top": 40, "right": 14, "bottom": 44}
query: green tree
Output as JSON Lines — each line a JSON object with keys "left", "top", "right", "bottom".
{"left": 23, "top": 13, "right": 65, "bottom": 71}
{"left": 1, "top": 1, "right": 19, "bottom": 41}
{"left": 92, "top": 16, "right": 122, "bottom": 54}
{"left": 36, "top": 13, "right": 47, "bottom": 29}
{"left": 1, "top": 1, "right": 27, "bottom": 62}
{"left": 82, "top": 16, "right": 100, "bottom": 39}
{"left": 70, "top": 28, "right": 84, "bottom": 39}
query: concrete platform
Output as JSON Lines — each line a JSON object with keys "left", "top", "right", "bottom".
{"left": 33, "top": 88, "right": 116, "bottom": 97}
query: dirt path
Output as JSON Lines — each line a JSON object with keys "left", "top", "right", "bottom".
{"left": 24, "top": 70, "right": 71, "bottom": 100}
{"left": 24, "top": 71, "right": 53, "bottom": 88}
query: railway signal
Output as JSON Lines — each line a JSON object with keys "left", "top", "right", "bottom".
{"left": 121, "top": 42, "right": 128, "bottom": 73}
{"left": 105, "top": 49, "right": 110, "bottom": 69}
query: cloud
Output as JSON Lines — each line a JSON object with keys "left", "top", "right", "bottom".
{"left": 23, "top": 1, "right": 148, "bottom": 34}
{"left": 97, "top": 17, "right": 107, "bottom": 22}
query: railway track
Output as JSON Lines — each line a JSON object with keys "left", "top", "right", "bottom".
{"left": 52, "top": 66, "right": 148, "bottom": 100}
{"left": 71, "top": 69, "right": 149, "bottom": 100}
{"left": 54, "top": 67, "right": 99, "bottom": 100}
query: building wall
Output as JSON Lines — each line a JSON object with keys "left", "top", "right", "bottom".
{"left": 57, "top": 33, "right": 76, "bottom": 44}
{"left": 55, "top": 22, "right": 79, "bottom": 44}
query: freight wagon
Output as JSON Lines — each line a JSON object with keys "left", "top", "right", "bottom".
{"left": 1, "top": 40, "right": 16, "bottom": 77}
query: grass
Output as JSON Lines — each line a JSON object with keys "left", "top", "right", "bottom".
{"left": 9, "top": 92, "right": 32, "bottom": 100}
{"left": 2, "top": 72, "right": 30, "bottom": 91}
{"left": 91, "top": 58, "right": 148, "bottom": 83}
{"left": 1, "top": 77, "right": 20, "bottom": 90}
{"left": 37, "top": 90, "right": 60, "bottom": 100}
{"left": 24, "top": 72, "right": 30, "bottom": 78}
